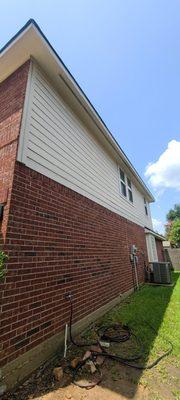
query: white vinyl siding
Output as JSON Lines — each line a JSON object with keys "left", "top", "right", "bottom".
{"left": 17, "top": 62, "right": 153, "bottom": 229}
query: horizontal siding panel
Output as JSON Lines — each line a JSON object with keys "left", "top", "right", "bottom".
{"left": 28, "top": 129, "right": 119, "bottom": 195}
{"left": 29, "top": 113, "right": 118, "bottom": 187}
{"left": 18, "top": 63, "right": 153, "bottom": 228}
{"left": 28, "top": 146, "right": 141, "bottom": 221}
{"left": 27, "top": 142, "right": 121, "bottom": 207}
{"left": 34, "top": 72, "right": 115, "bottom": 170}
{"left": 27, "top": 157, "right": 140, "bottom": 224}
{"left": 27, "top": 149, "right": 145, "bottom": 226}
{"left": 31, "top": 98, "right": 116, "bottom": 178}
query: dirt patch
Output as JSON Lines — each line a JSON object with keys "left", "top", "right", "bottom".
{"left": 35, "top": 381, "right": 149, "bottom": 400}
{"left": 1, "top": 350, "right": 178, "bottom": 400}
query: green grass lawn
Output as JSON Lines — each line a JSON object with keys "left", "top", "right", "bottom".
{"left": 98, "top": 272, "right": 180, "bottom": 360}
{"left": 95, "top": 271, "right": 180, "bottom": 399}
{"left": 81, "top": 271, "right": 180, "bottom": 399}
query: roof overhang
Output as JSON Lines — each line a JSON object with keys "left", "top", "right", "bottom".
{"left": 145, "top": 227, "right": 165, "bottom": 241}
{"left": 0, "top": 19, "right": 154, "bottom": 202}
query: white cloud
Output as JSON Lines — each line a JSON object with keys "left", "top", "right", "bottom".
{"left": 145, "top": 140, "right": 180, "bottom": 192}
{"left": 152, "top": 218, "right": 165, "bottom": 234}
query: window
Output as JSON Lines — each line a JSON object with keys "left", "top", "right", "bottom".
{"left": 120, "top": 169, "right": 126, "bottom": 197}
{"left": 127, "top": 178, "right": 133, "bottom": 203}
{"left": 144, "top": 198, "right": 148, "bottom": 215}
{"left": 119, "top": 169, "right": 133, "bottom": 203}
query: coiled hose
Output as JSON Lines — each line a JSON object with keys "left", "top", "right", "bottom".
{"left": 66, "top": 295, "right": 173, "bottom": 388}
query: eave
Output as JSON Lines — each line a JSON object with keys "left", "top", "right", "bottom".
{"left": 145, "top": 227, "right": 165, "bottom": 241}
{"left": 0, "top": 19, "right": 155, "bottom": 202}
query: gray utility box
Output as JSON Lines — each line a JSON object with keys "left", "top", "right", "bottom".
{"left": 151, "top": 262, "right": 171, "bottom": 284}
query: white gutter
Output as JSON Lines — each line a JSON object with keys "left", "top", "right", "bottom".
{"left": 145, "top": 227, "right": 165, "bottom": 241}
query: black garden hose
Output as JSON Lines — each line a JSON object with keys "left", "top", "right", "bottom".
{"left": 64, "top": 360, "right": 103, "bottom": 389}
{"left": 66, "top": 294, "right": 173, "bottom": 387}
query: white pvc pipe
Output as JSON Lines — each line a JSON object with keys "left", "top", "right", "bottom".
{"left": 134, "top": 256, "right": 139, "bottom": 290}
{"left": 64, "top": 323, "right": 68, "bottom": 358}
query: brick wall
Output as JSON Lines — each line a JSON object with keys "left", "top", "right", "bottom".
{"left": 0, "top": 61, "right": 29, "bottom": 240}
{"left": 0, "top": 161, "right": 148, "bottom": 368}
{"left": 156, "top": 239, "right": 165, "bottom": 262}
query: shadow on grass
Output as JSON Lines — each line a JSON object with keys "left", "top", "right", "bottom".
{"left": 2, "top": 272, "right": 179, "bottom": 400}
{"left": 97, "top": 271, "right": 180, "bottom": 398}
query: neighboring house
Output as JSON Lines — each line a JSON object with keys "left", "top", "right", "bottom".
{"left": 0, "top": 20, "right": 164, "bottom": 389}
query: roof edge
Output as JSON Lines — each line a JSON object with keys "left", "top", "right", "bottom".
{"left": 145, "top": 226, "right": 165, "bottom": 241}
{"left": 0, "top": 19, "right": 34, "bottom": 55}
{"left": 0, "top": 19, "right": 155, "bottom": 202}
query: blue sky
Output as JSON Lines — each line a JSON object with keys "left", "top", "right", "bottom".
{"left": 1, "top": 0, "right": 180, "bottom": 233}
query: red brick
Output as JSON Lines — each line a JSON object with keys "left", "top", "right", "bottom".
{"left": 156, "top": 239, "right": 165, "bottom": 262}
{"left": 0, "top": 61, "right": 30, "bottom": 239}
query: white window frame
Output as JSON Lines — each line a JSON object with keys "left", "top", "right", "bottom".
{"left": 119, "top": 168, "right": 134, "bottom": 204}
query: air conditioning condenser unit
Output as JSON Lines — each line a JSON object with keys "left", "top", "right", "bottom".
{"left": 151, "top": 262, "right": 171, "bottom": 284}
